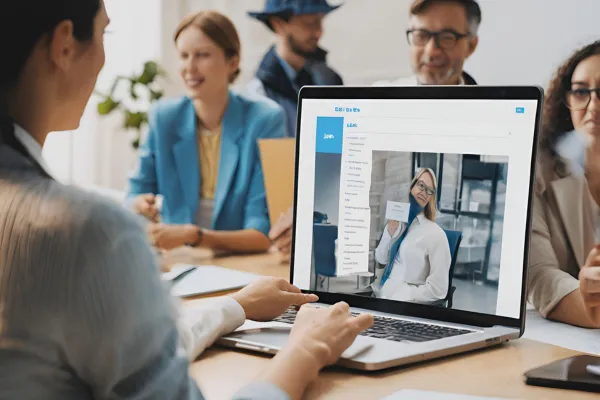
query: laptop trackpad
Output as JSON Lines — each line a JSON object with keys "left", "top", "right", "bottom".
{"left": 227, "top": 322, "right": 374, "bottom": 359}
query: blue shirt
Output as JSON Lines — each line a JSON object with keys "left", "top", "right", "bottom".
{"left": 275, "top": 52, "right": 299, "bottom": 83}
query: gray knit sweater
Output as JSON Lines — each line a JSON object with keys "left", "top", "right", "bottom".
{"left": 0, "top": 142, "right": 287, "bottom": 399}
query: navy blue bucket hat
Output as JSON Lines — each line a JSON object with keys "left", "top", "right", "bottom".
{"left": 248, "top": 0, "right": 342, "bottom": 30}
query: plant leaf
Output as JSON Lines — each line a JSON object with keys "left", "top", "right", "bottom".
{"left": 124, "top": 111, "right": 147, "bottom": 130}
{"left": 137, "top": 61, "right": 158, "bottom": 85}
{"left": 129, "top": 79, "right": 138, "bottom": 100}
{"left": 150, "top": 90, "right": 164, "bottom": 101}
{"left": 97, "top": 97, "right": 120, "bottom": 115}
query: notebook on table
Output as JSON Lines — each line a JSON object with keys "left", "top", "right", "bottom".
{"left": 162, "top": 264, "right": 261, "bottom": 298}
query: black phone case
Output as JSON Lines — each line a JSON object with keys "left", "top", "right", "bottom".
{"left": 524, "top": 355, "right": 600, "bottom": 393}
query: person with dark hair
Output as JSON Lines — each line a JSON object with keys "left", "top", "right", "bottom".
{"left": 127, "top": 11, "right": 285, "bottom": 254}
{"left": 0, "top": 1, "right": 373, "bottom": 398}
{"left": 247, "top": 0, "right": 344, "bottom": 138}
{"left": 528, "top": 40, "right": 600, "bottom": 329}
{"left": 375, "top": 0, "right": 480, "bottom": 86}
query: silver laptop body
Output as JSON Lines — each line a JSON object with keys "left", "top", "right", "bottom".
{"left": 218, "top": 85, "right": 543, "bottom": 371}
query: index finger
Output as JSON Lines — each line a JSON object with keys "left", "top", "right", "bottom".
{"left": 280, "top": 280, "right": 302, "bottom": 294}
{"left": 142, "top": 193, "right": 156, "bottom": 203}
{"left": 350, "top": 313, "right": 374, "bottom": 332}
{"left": 580, "top": 267, "right": 600, "bottom": 293}
{"left": 269, "top": 220, "right": 290, "bottom": 240}
{"left": 585, "top": 245, "right": 600, "bottom": 267}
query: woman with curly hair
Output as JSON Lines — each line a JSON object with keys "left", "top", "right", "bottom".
{"left": 528, "top": 40, "right": 600, "bottom": 328}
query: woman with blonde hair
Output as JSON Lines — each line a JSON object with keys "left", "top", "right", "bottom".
{"left": 373, "top": 168, "right": 451, "bottom": 303}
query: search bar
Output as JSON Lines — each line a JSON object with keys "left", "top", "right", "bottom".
{"left": 345, "top": 117, "right": 509, "bottom": 138}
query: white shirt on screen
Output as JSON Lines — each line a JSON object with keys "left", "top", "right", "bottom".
{"left": 374, "top": 215, "right": 451, "bottom": 303}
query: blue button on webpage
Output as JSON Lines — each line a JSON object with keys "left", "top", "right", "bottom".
{"left": 516, "top": 107, "right": 525, "bottom": 113}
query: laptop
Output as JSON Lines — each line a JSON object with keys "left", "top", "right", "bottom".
{"left": 218, "top": 85, "right": 543, "bottom": 371}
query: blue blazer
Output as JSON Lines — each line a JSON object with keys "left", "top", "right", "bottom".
{"left": 126, "top": 90, "right": 285, "bottom": 237}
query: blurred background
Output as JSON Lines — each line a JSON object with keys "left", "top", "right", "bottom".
{"left": 42, "top": 0, "right": 600, "bottom": 198}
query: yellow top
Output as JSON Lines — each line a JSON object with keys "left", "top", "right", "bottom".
{"left": 197, "top": 122, "right": 222, "bottom": 200}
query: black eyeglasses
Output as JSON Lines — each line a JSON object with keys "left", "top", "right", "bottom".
{"left": 415, "top": 180, "right": 435, "bottom": 196}
{"left": 564, "top": 88, "right": 600, "bottom": 110}
{"left": 406, "top": 29, "right": 470, "bottom": 50}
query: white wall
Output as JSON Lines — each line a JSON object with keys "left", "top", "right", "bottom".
{"left": 43, "top": 0, "right": 163, "bottom": 189}
{"left": 468, "top": 0, "right": 600, "bottom": 86}
{"left": 176, "top": 0, "right": 600, "bottom": 90}
{"left": 44, "top": 0, "right": 600, "bottom": 190}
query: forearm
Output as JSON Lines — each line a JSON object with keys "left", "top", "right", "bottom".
{"left": 199, "top": 228, "right": 272, "bottom": 253}
{"left": 375, "top": 230, "right": 394, "bottom": 264}
{"left": 177, "top": 296, "right": 246, "bottom": 361}
{"left": 410, "top": 283, "right": 445, "bottom": 303}
{"left": 548, "top": 288, "right": 600, "bottom": 328}
{"left": 255, "top": 347, "right": 320, "bottom": 400}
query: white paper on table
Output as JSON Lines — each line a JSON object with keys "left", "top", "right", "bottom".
{"left": 523, "top": 306, "right": 600, "bottom": 355}
{"left": 381, "top": 389, "right": 508, "bottom": 400}
{"left": 385, "top": 201, "right": 410, "bottom": 223}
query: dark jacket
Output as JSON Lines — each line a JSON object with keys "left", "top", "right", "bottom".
{"left": 247, "top": 46, "right": 343, "bottom": 137}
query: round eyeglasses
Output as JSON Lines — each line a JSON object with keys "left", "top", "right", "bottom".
{"left": 565, "top": 88, "right": 600, "bottom": 110}
{"left": 416, "top": 180, "right": 435, "bottom": 196}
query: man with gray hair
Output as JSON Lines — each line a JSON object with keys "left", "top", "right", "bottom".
{"left": 376, "top": 0, "right": 481, "bottom": 86}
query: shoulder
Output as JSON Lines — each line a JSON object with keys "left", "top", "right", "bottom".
{"left": 310, "top": 62, "right": 343, "bottom": 85}
{"left": 420, "top": 217, "right": 447, "bottom": 240}
{"left": 246, "top": 78, "right": 267, "bottom": 96}
{"left": 534, "top": 149, "right": 565, "bottom": 195}
{"left": 1, "top": 177, "right": 147, "bottom": 269}
{"left": 234, "top": 90, "right": 283, "bottom": 117}
{"left": 233, "top": 90, "right": 285, "bottom": 130}
{"left": 148, "top": 95, "right": 191, "bottom": 126}
{"left": 53, "top": 183, "right": 145, "bottom": 241}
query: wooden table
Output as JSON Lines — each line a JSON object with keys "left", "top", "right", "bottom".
{"left": 170, "top": 249, "right": 595, "bottom": 399}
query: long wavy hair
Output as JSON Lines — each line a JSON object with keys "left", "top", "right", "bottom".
{"left": 539, "top": 40, "right": 600, "bottom": 180}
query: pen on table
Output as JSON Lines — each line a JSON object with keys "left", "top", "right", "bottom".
{"left": 171, "top": 266, "right": 197, "bottom": 284}
{"left": 155, "top": 194, "right": 164, "bottom": 223}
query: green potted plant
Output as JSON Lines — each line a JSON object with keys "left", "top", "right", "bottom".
{"left": 96, "top": 60, "right": 167, "bottom": 149}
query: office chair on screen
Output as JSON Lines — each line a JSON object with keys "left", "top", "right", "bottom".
{"left": 431, "top": 229, "right": 462, "bottom": 308}
{"left": 312, "top": 223, "right": 337, "bottom": 291}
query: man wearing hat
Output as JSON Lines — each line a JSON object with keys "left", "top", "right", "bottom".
{"left": 247, "top": 0, "right": 344, "bottom": 138}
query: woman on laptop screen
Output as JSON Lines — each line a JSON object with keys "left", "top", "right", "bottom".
{"left": 528, "top": 40, "right": 600, "bottom": 329}
{"left": 373, "top": 168, "right": 452, "bottom": 303}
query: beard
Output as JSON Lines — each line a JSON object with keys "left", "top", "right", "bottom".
{"left": 417, "top": 55, "right": 462, "bottom": 85}
{"left": 287, "top": 34, "right": 318, "bottom": 59}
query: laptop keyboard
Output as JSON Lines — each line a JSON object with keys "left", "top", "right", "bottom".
{"left": 273, "top": 307, "right": 472, "bottom": 343}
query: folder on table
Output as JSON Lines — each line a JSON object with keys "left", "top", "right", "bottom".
{"left": 258, "top": 138, "right": 296, "bottom": 226}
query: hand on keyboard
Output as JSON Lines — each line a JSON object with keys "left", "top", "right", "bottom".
{"left": 286, "top": 302, "right": 374, "bottom": 368}
{"left": 231, "top": 277, "right": 318, "bottom": 322}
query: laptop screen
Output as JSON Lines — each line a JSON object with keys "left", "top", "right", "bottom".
{"left": 292, "top": 93, "right": 538, "bottom": 320}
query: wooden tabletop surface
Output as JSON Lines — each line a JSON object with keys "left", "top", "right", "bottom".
{"left": 165, "top": 248, "right": 595, "bottom": 399}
